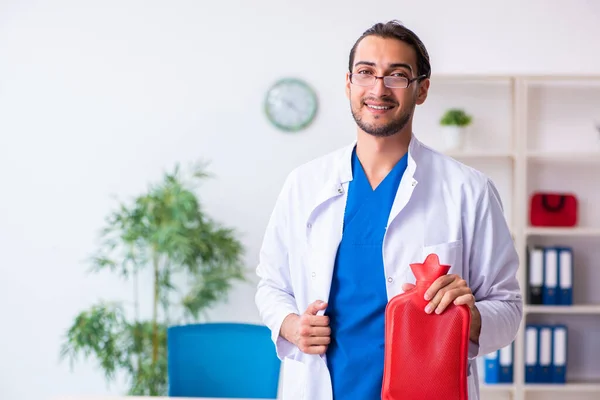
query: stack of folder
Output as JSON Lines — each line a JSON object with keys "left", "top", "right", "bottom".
{"left": 483, "top": 341, "right": 514, "bottom": 384}
{"left": 528, "top": 246, "right": 573, "bottom": 305}
{"left": 524, "top": 324, "right": 568, "bottom": 384}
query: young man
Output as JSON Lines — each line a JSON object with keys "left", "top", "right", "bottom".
{"left": 255, "top": 20, "right": 522, "bottom": 400}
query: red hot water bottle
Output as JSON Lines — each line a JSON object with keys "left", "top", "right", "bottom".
{"left": 381, "top": 253, "right": 471, "bottom": 400}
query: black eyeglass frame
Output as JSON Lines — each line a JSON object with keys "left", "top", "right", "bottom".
{"left": 349, "top": 73, "right": 427, "bottom": 89}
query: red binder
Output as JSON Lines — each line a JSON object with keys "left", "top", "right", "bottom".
{"left": 381, "top": 253, "right": 471, "bottom": 400}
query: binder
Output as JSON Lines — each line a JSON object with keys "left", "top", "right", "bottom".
{"left": 552, "top": 325, "right": 568, "bottom": 384}
{"left": 557, "top": 247, "right": 573, "bottom": 305}
{"left": 543, "top": 248, "right": 558, "bottom": 305}
{"left": 538, "top": 325, "right": 553, "bottom": 383}
{"left": 498, "top": 341, "right": 514, "bottom": 383}
{"left": 528, "top": 247, "right": 544, "bottom": 304}
{"left": 483, "top": 350, "right": 499, "bottom": 384}
{"left": 525, "top": 325, "right": 538, "bottom": 383}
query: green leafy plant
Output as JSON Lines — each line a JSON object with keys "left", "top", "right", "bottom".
{"left": 440, "top": 108, "right": 473, "bottom": 127}
{"left": 60, "top": 162, "right": 245, "bottom": 395}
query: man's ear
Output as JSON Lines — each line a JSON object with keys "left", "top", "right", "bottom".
{"left": 345, "top": 72, "right": 351, "bottom": 99}
{"left": 415, "top": 78, "right": 430, "bottom": 105}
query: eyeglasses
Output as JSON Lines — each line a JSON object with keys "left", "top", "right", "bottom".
{"left": 349, "top": 73, "right": 427, "bottom": 89}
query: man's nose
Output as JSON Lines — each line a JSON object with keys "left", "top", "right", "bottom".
{"left": 369, "top": 77, "right": 391, "bottom": 97}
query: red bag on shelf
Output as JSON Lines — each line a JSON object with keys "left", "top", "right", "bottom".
{"left": 381, "top": 253, "right": 471, "bottom": 400}
{"left": 529, "top": 192, "right": 578, "bottom": 227}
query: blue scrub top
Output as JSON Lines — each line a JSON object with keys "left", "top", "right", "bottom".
{"left": 325, "top": 147, "right": 408, "bottom": 399}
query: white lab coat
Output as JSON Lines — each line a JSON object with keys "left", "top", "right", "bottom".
{"left": 255, "top": 135, "right": 523, "bottom": 400}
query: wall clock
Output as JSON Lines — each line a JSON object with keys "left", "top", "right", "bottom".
{"left": 264, "top": 78, "right": 318, "bottom": 132}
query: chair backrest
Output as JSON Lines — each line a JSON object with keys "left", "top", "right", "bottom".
{"left": 167, "top": 322, "right": 280, "bottom": 398}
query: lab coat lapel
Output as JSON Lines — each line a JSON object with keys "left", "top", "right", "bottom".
{"left": 305, "top": 143, "right": 354, "bottom": 305}
{"left": 386, "top": 137, "right": 420, "bottom": 228}
{"left": 307, "top": 183, "right": 346, "bottom": 305}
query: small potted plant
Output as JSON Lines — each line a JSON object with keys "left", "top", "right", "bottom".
{"left": 439, "top": 108, "right": 473, "bottom": 150}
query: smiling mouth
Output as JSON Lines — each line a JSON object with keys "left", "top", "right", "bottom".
{"left": 366, "top": 104, "right": 395, "bottom": 110}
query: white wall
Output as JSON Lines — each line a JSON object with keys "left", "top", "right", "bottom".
{"left": 1, "top": 1, "right": 599, "bottom": 399}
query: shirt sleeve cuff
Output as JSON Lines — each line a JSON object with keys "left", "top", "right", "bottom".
{"left": 271, "top": 308, "right": 299, "bottom": 360}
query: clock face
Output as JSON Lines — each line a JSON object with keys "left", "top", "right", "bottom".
{"left": 264, "top": 78, "right": 318, "bottom": 132}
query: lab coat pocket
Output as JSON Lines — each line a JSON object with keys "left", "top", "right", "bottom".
{"left": 281, "top": 357, "right": 307, "bottom": 400}
{"left": 422, "top": 239, "right": 463, "bottom": 273}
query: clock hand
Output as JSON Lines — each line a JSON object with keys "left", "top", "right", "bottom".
{"left": 282, "top": 99, "right": 299, "bottom": 113}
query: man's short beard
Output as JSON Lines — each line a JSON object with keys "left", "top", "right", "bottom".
{"left": 350, "top": 97, "right": 414, "bottom": 137}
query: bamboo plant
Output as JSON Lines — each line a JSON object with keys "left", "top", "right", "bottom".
{"left": 60, "top": 162, "right": 245, "bottom": 395}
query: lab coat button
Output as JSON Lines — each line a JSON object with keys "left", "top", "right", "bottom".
{"left": 307, "top": 223, "right": 312, "bottom": 229}
{"left": 337, "top": 187, "right": 343, "bottom": 194}
{"left": 411, "top": 180, "right": 417, "bottom": 187}
{"left": 312, "top": 272, "right": 316, "bottom": 278}
{"left": 387, "top": 277, "right": 393, "bottom": 283}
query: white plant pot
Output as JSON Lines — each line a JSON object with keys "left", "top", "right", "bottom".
{"left": 441, "top": 125, "right": 466, "bottom": 151}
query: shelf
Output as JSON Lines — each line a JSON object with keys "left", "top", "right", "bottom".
{"left": 444, "top": 150, "right": 516, "bottom": 159}
{"left": 430, "top": 74, "right": 513, "bottom": 84}
{"left": 524, "top": 380, "right": 600, "bottom": 392}
{"left": 525, "top": 227, "right": 600, "bottom": 237}
{"left": 524, "top": 76, "right": 600, "bottom": 88}
{"left": 480, "top": 383, "right": 515, "bottom": 392}
{"left": 525, "top": 305, "right": 600, "bottom": 315}
{"left": 527, "top": 151, "right": 600, "bottom": 163}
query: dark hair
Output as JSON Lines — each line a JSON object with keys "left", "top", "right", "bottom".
{"left": 348, "top": 20, "right": 431, "bottom": 79}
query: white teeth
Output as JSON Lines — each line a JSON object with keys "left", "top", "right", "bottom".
{"left": 367, "top": 104, "right": 392, "bottom": 110}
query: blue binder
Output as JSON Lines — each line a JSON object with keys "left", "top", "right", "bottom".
{"left": 498, "top": 341, "right": 514, "bottom": 383}
{"left": 543, "top": 248, "right": 558, "bottom": 305}
{"left": 525, "top": 325, "right": 538, "bottom": 383}
{"left": 484, "top": 350, "right": 499, "bottom": 384}
{"left": 557, "top": 247, "right": 573, "bottom": 306}
{"left": 538, "top": 325, "right": 554, "bottom": 383}
{"left": 552, "top": 325, "right": 568, "bottom": 383}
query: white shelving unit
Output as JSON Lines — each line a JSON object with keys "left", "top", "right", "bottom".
{"left": 526, "top": 151, "right": 600, "bottom": 163}
{"left": 525, "top": 227, "right": 600, "bottom": 237}
{"left": 415, "top": 74, "right": 600, "bottom": 400}
{"left": 445, "top": 150, "right": 517, "bottom": 159}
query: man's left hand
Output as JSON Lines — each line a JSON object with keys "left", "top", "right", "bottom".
{"left": 402, "top": 275, "right": 482, "bottom": 344}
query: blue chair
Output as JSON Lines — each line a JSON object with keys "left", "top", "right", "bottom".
{"left": 167, "top": 322, "right": 281, "bottom": 398}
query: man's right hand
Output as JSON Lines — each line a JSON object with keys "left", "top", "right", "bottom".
{"left": 280, "top": 300, "right": 331, "bottom": 355}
